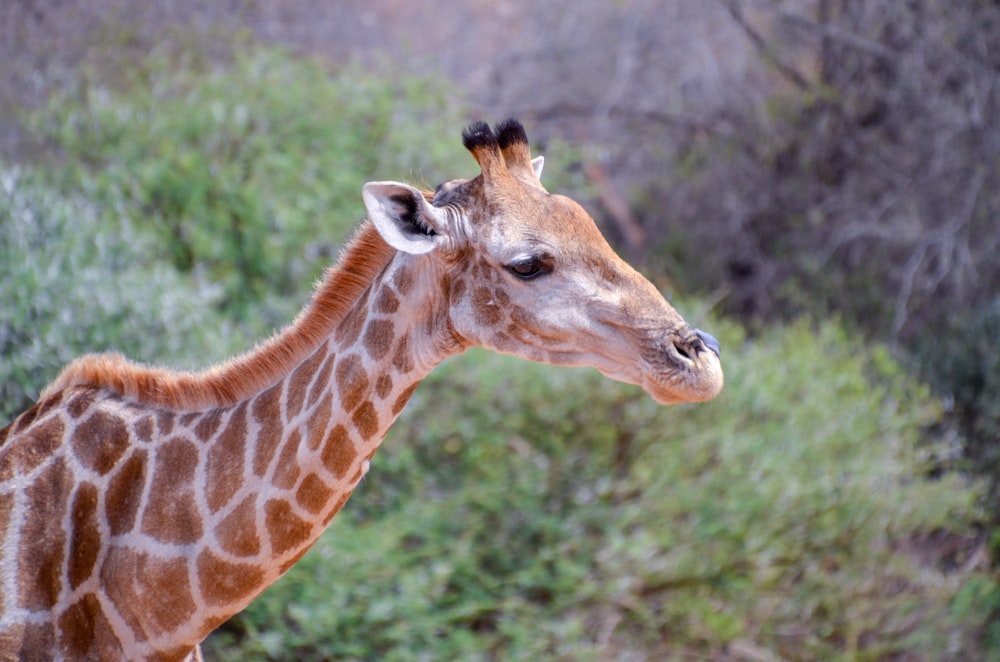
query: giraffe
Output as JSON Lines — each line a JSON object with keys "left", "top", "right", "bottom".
{"left": 0, "top": 119, "right": 722, "bottom": 661}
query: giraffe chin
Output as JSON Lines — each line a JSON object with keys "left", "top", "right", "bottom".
{"left": 640, "top": 353, "right": 724, "bottom": 405}
{"left": 595, "top": 353, "right": 723, "bottom": 406}
{"left": 644, "top": 373, "right": 724, "bottom": 405}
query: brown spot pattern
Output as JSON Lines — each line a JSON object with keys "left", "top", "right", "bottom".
{"left": 133, "top": 415, "right": 154, "bottom": 442}
{"left": 103, "top": 547, "right": 195, "bottom": 638}
{"left": 306, "top": 354, "right": 336, "bottom": 409}
{"left": 154, "top": 645, "right": 201, "bottom": 662}
{"left": 392, "top": 383, "right": 420, "bottom": 416}
{"left": 321, "top": 425, "right": 356, "bottom": 479}
{"left": 216, "top": 495, "right": 260, "bottom": 557}
{"left": 72, "top": 410, "right": 129, "bottom": 475}
{"left": 335, "top": 355, "right": 369, "bottom": 412}
{"left": 265, "top": 499, "right": 313, "bottom": 556}
{"left": 375, "top": 374, "right": 393, "bottom": 399}
{"left": 20, "top": 623, "right": 56, "bottom": 659}
{"left": 391, "top": 334, "right": 414, "bottom": 374}
{"left": 194, "top": 409, "right": 223, "bottom": 442}
{"left": 306, "top": 392, "right": 333, "bottom": 451}
{"left": 376, "top": 287, "right": 400, "bottom": 314}
{"left": 0, "top": 492, "right": 12, "bottom": 617}
{"left": 156, "top": 411, "right": 175, "bottom": 436}
{"left": 285, "top": 348, "right": 326, "bottom": 419}
{"left": 57, "top": 592, "right": 121, "bottom": 658}
{"left": 296, "top": 473, "right": 333, "bottom": 514}
{"left": 272, "top": 430, "right": 302, "bottom": 490}
{"left": 141, "top": 437, "right": 203, "bottom": 544}
{"left": 68, "top": 482, "right": 101, "bottom": 589}
{"left": 335, "top": 290, "right": 369, "bottom": 346}
{"left": 363, "top": 319, "right": 395, "bottom": 360}
{"left": 19, "top": 457, "right": 71, "bottom": 611}
{"left": 492, "top": 287, "right": 511, "bottom": 307}
{"left": 8, "top": 391, "right": 63, "bottom": 437}
{"left": 9, "top": 401, "right": 41, "bottom": 436}
{"left": 252, "top": 384, "right": 283, "bottom": 477}
{"left": 106, "top": 450, "right": 147, "bottom": 536}
{"left": 394, "top": 266, "right": 414, "bottom": 295}
{"left": 0, "top": 415, "right": 64, "bottom": 481}
{"left": 206, "top": 402, "right": 247, "bottom": 513}
{"left": 66, "top": 390, "right": 97, "bottom": 419}
{"left": 352, "top": 401, "right": 379, "bottom": 440}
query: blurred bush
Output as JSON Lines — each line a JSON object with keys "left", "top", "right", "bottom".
{"left": 1, "top": 25, "right": 996, "bottom": 660}
{"left": 205, "top": 318, "right": 992, "bottom": 661}
{"left": 0, "top": 168, "right": 244, "bottom": 422}
{"left": 31, "top": 47, "right": 469, "bottom": 321}
{"left": 918, "top": 299, "right": 1000, "bottom": 503}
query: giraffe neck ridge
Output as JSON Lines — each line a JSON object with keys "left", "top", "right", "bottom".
{"left": 40, "top": 222, "right": 397, "bottom": 411}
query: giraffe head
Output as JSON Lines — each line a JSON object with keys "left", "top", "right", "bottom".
{"left": 363, "top": 119, "right": 722, "bottom": 404}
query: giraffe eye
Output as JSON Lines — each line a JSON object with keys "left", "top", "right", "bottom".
{"left": 507, "top": 255, "right": 552, "bottom": 280}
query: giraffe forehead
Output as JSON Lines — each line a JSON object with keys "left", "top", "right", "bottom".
{"left": 436, "top": 172, "right": 602, "bottom": 248}
{"left": 477, "top": 192, "right": 613, "bottom": 259}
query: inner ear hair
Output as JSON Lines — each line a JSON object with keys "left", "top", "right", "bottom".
{"left": 390, "top": 192, "right": 435, "bottom": 237}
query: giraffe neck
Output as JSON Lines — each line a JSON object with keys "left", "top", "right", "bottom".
{"left": 156, "top": 252, "right": 462, "bottom": 650}
{"left": 0, "top": 247, "right": 465, "bottom": 660}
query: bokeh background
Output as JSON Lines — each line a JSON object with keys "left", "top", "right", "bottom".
{"left": 2, "top": 1, "right": 999, "bottom": 659}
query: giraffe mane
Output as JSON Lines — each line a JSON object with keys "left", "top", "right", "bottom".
{"left": 41, "top": 221, "right": 396, "bottom": 411}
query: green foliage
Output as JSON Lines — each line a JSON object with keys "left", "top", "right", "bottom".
{"left": 205, "top": 318, "right": 992, "bottom": 661}
{"left": 3, "top": 34, "right": 994, "bottom": 661}
{"left": 0, "top": 168, "right": 243, "bottom": 422}
{"left": 31, "top": 47, "right": 469, "bottom": 319}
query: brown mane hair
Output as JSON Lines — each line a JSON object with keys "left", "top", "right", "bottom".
{"left": 41, "top": 222, "right": 395, "bottom": 411}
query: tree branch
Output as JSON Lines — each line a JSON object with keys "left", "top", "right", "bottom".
{"left": 720, "top": 0, "right": 810, "bottom": 90}
{"left": 779, "top": 11, "right": 896, "bottom": 62}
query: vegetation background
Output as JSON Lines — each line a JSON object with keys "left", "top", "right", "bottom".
{"left": 2, "top": 0, "right": 999, "bottom": 658}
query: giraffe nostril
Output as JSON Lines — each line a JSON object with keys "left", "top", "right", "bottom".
{"left": 673, "top": 342, "right": 693, "bottom": 361}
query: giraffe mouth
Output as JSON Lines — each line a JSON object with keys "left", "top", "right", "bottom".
{"left": 579, "top": 325, "right": 722, "bottom": 405}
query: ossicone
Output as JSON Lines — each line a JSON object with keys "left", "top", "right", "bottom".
{"left": 462, "top": 119, "right": 538, "bottom": 184}
{"left": 461, "top": 121, "right": 498, "bottom": 152}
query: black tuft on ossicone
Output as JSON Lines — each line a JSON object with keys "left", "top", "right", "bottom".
{"left": 462, "top": 121, "right": 497, "bottom": 152}
{"left": 495, "top": 118, "right": 528, "bottom": 149}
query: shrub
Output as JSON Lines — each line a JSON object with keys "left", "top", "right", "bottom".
{"left": 0, "top": 168, "right": 243, "bottom": 422}
{"left": 205, "top": 316, "right": 992, "bottom": 661}
{"left": 917, "top": 297, "right": 1000, "bottom": 509}
{"left": 31, "top": 47, "right": 469, "bottom": 320}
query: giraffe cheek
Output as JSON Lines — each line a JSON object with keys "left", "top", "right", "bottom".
{"left": 471, "top": 286, "right": 504, "bottom": 327}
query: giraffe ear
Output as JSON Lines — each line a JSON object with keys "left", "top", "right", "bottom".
{"left": 363, "top": 182, "right": 451, "bottom": 255}
{"left": 531, "top": 156, "right": 544, "bottom": 180}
